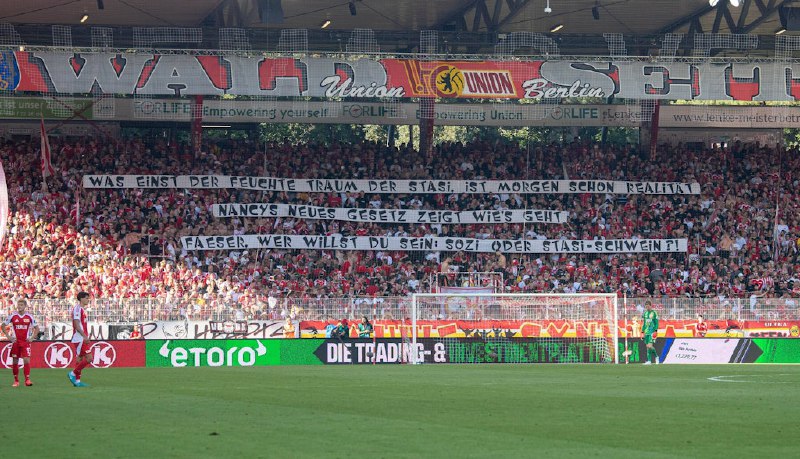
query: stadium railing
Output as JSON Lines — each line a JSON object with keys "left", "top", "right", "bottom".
{"left": 5, "top": 296, "right": 798, "bottom": 324}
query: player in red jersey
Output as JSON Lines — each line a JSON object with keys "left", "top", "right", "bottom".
{"left": 68, "top": 291, "right": 93, "bottom": 387}
{"left": 2, "top": 299, "right": 39, "bottom": 387}
{"left": 697, "top": 314, "right": 708, "bottom": 337}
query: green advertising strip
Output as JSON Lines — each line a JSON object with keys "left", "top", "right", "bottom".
{"left": 146, "top": 340, "right": 280, "bottom": 367}
{"left": 446, "top": 339, "right": 613, "bottom": 364}
{"left": 282, "top": 338, "right": 618, "bottom": 364}
{"left": 752, "top": 339, "right": 800, "bottom": 363}
{"left": 143, "top": 338, "right": 800, "bottom": 367}
{"left": 0, "top": 97, "right": 94, "bottom": 119}
{"left": 277, "top": 339, "right": 326, "bottom": 365}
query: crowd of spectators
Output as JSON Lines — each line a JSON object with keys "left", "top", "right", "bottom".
{"left": 1, "top": 133, "right": 799, "bottom": 320}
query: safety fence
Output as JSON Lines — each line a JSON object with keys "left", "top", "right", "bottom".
{"left": 6, "top": 296, "right": 798, "bottom": 323}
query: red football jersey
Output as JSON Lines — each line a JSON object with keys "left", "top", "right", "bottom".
{"left": 4, "top": 313, "right": 37, "bottom": 342}
{"left": 697, "top": 321, "right": 708, "bottom": 337}
{"left": 71, "top": 305, "right": 88, "bottom": 342}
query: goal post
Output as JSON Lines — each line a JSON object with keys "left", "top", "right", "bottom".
{"left": 410, "top": 293, "right": 619, "bottom": 364}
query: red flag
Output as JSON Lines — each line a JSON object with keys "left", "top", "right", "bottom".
{"left": 436, "top": 323, "right": 459, "bottom": 337}
{"left": 649, "top": 100, "right": 660, "bottom": 156}
{"left": 0, "top": 160, "right": 8, "bottom": 248}
{"left": 40, "top": 117, "right": 55, "bottom": 179}
{"left": 74, "top": 190, "right": 81, "bottom": 226}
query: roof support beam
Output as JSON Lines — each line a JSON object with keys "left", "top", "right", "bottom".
{"left": 496, "top": 0, "right": 531, "bottom": 29}
{"left": 662, "top": 0, "right": 791, "bottom": 35}
{"left": 660, "top": 4, "right": 715, "bottom": 33}
{"left": 435, "top": 0, "right": 531, "bottom": 33}
{"left": 739, "top": 0, "right": 789, "bottom": 34}
{"left": 205, "top": 0, "right": 250, "bottom": 28}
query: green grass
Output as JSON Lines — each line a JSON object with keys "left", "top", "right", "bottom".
{"left": 3, "top": 365, "right": 799, "bottom": 458}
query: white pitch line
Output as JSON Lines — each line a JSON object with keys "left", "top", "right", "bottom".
{"left": 708, "top": 374, "right": 797, "bottom": 383}
{"left": 707, "top": 375, "right": 750, "bottom": 383}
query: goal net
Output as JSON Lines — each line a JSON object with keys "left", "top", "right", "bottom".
{"left": 410, "top": 293, "right": 619, "bottom": 364}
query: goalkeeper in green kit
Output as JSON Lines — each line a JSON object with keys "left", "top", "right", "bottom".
{"left": 641, "top": 300, "right": 659, "bottom": 364}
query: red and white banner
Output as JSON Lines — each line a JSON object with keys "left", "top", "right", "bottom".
{"left": 4, "top": 51, "right": 800, "bottom": 101}
{"left": 741, "top": 321, "right": 800, "bottom": 338}
{"left": 0, "top": 340, "right": 145, "bottom": 369}
{"left": 299, "top": 319, "right": 800, "bottom": 339}
{"left": 18, "top": 320, "right": 797, "bottom": 343}
{"left": 39, "top": 117, "right": 55, "bottom": 178}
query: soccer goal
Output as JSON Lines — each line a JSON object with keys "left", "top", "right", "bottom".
{"left": 410, "top": 293, "right": 619, "bottom": 364}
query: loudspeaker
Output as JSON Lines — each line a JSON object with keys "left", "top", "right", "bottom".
{"left": 258, "top": 0, "right": 284, "bottom": 24}
{"left": 779, "top": 6, "right": 800, "bottom": 31}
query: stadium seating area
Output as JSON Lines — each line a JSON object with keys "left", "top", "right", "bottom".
{"left": 1, "top": 133, "right": 799, "bottom": 314}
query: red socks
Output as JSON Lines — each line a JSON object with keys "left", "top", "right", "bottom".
{"left": 74, "top": 359, "right": 90, "bottom": 379}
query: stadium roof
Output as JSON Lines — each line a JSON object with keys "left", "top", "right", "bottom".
{"left": 3, "top": 0, "right": 226, "bottom": 28}
{"left": 1, "top": 0, "right": 793, "bottom": 55}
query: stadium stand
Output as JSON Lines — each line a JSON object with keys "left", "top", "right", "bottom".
{"left": 1, "top": 134, "right": 798, "bottom": 323}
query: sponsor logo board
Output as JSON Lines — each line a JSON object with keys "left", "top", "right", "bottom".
{"left": 0, "top": 340, "right": 144, "bottom": 368}
{"left": 145, "top": 340, "right": 277, "bottom": 367}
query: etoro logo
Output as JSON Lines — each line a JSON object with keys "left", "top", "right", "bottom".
{"left": 157, "top": 340, "right": 268, "bottom": 367}
{"left": 44, "top": 342, "right": 74, "bottom": 368}
{"left": 90, "top": 341, "right": 117, "bottom": 368}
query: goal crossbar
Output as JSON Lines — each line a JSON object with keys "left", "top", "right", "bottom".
{"left": 411, "top": 293, "right": 619, "bottom": 364}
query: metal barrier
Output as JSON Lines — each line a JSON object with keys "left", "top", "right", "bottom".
{"left": 6, "top": 296, "right": 799, "bottom": 324}
{"left": 624, "top": 296, "right": 800, "bottom": 321}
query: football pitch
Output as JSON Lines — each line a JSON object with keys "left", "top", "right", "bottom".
{"left": 3, "top": 365, "right": 799, "bottom": 458}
